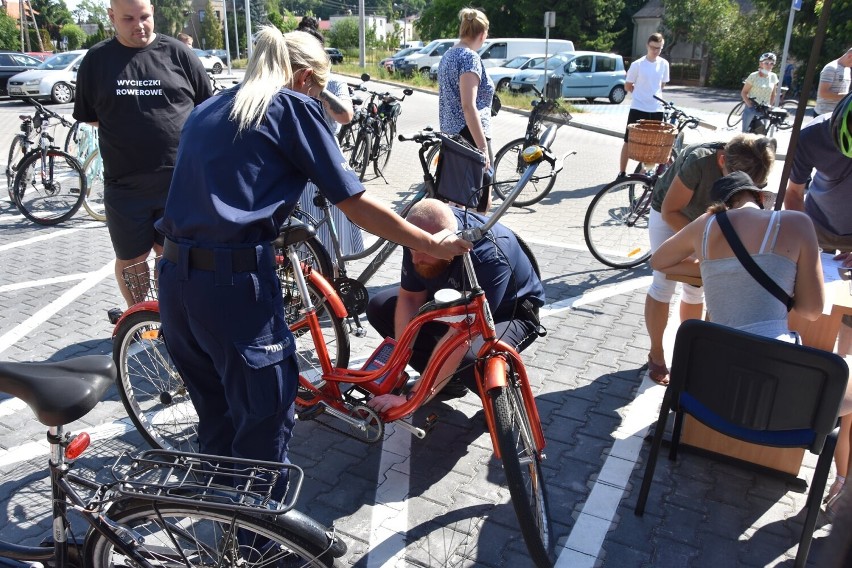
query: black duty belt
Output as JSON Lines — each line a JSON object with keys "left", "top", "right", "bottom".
{"left": 163, "top": 238, "right": 259, "bottom": 272}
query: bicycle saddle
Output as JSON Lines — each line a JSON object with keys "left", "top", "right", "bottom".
{"left": 0, "top": 355, "right": 115, "bottom": 427}
{"left": 273, "top": 218, "right": 317, "bottom": 248}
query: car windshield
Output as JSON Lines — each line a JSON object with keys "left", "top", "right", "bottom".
{"left": 417, "top": 41, "right": 439, "bottom": 54}
{"left": 37, "top": 53, "right": 79, "bottom": 70}
{"left": 193, "top": 49, "right": 208, "bottom": 57}
{"left": 504, "top": 56, "right": 530, "bottom": 69}
{"left": 394, "top": 48, "right": 415, "bottom": 57}
{"left": 531, "top": 56, "right": 568, "bottom": 70}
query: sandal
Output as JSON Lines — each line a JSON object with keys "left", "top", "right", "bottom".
{"left": 825, "top": 477, "right": 845, "bottom": 506}
{"left": 646, "top": 355, "right": 670, "bottom": 386}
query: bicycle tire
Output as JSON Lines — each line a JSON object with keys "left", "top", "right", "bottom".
{"left": 513, "top": 231, "right": 541, "bottom": 280}
{"left": 492, "top": 137, "right": 557, "bottom": 207}
{"left": 113, "top": 310, "right": 198, "bottom": 453}
{"left": 350, "top": 130, "right": 370, "bottom": 181}
{"left": 64, "top": 120, "right": 82, "bottom": 157}
{"left": 13, "top": 149, "right": 86, "bottom": 226}
{"left": 426, "top": 142, "right": 441, "bottom": 179}
{"left": 490, "top": 377, "right": 553, "bottom": 567}
{"left": 6, "top": 134, "right": 26, "bottom": 201}
{"left": 726, "top": 101, "right": 744, "bottom": 127}
{"left": 373, "top": 120, "right": 395, "bottom": 177}
{"left": 584, "top": 176, "right": 653, "bottom": 269}
{"left": 275, "top": 231, "right": 334, "bottom": 281}
{"left": 777, "top": 99, "right": 798, "bottom": 130}
{"left": 84, "top": 501, "right": 345, "bottom": 568}
{"left": 337, "top": 120, "right": 358, "bottom": 155}
{"left": 81, "top": 149, "right": 106, "bottom": 221}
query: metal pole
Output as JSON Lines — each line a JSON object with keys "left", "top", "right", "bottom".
{"left": 222, "top": 0, "right": 232, "bottom": 73}
{"left": 244, "top": 0, "right": 252, "bottom": 59}
{"left": 776, "top": 0, "right": 798, "bottom": 105}
{"left": 358, "top": 0, "right": 365, "bottom": 67}
{"left": 232, "top": 0, "right": 239, "bottom": 59}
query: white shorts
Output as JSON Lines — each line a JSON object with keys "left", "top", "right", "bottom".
{"left": 647, "top": 209, "right": 704, "bottom": 305}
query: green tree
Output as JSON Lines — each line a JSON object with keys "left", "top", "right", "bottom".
{"left": 662, "top": 0, "right": 738, "bottom": 82}
{"left": 83, "top": 21, "right": 112, "bottom": 47}
{"left": 0, "top": 10, "right": 20, "bottom": 50}
{"left": 60, "top": 22, "right": 86, "bottom": 49}
{"left": 200, "top": 0, "right": 222, "bottom": 49}
{"left": 154, "top": 0, "right": 190, "bottom": 36}
{"left": 267, "top": 9, "right": 297, "bottom": 33}
{"left": 73, "top": 0, "right": 108, "bottom": 24}
{"left": 326, "top": 17, "right": 359, "bottom": 49}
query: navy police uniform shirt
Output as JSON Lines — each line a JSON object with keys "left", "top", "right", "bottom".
{"left": 156, "top": 87, "right": 364, "bottom": 246}
{"left": 400, "top": 208, "right": 545, "bottom": 320}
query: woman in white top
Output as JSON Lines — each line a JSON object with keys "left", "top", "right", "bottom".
{"left": 741, "top": 52, "right": 779, "bottom": 133}
{"left": 653, "top": 170, "right": 852, "bottom": 515}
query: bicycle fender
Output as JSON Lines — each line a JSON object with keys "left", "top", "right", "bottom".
{"left": 306, "top": 271, "right": 348, "bottom": 318}
{"left": 275, "top": 509, "right": 348, "bottom": 558}
{"left": 483, "top": 354, "right": 509, "bottom": 391}
{"left": 111, "top": 302, "right": 159, "bottom": 337}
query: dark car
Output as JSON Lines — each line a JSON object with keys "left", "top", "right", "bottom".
{"left": 0, "top": 51, "right": 43, "bottom": 96}
{"left": 325, "top": 48, "right": 344, "bottom": 65}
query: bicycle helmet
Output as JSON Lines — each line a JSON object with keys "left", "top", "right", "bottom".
{"left": 760, "top": 52, "right": 777, "bottom": 62}
{"left": 830, "top": 90, "right": 852, "bottom": 158}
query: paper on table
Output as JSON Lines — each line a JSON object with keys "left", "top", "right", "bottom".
{"left": 820, "top": 252, "right": 852, "bottom": 314}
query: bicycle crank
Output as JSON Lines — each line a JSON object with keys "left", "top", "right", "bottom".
{"left": 314, "top": 402, "right": 385, "bottom": 443}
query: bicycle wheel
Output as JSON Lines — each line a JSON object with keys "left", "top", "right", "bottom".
{"left": 84, "top": 501, "right": 344, "bottom": 568}
{"left": 778, "top": 99, "right": 798, "bottom": 130}
{"left": 426, "top": 142, "right": 441, "bottom": 179}
{"left": 584, "top": 176, "right": 653, "bottom": 269}
{"left": 6, "top": 134, "right": 26, "bottom": 202}
{"left": 113, "top": 310, "right": 198, "bottom": 452}
{"left": 82, "top": 149, "right": 106, "bottom": 221}
{"left": 490, "top": 373, "right": 552, "bottom": 566}
{"left": 726, "top": 101, "right": 744, "bottom": 127}
{"left": 349, "top": 130, "right": 370, "bottom": 181}
{"left": 275, "top": 231, "right": 334, "bottom": 281}
{"left": 373, "top": 120, "right": 395, "bottom": 177}
{"left": 13, "top": 149, "right": 86, "bottom": 225}
{"left": 337, "top": 121, "right": 358, "bottom": 155}
{"left": 492, "top": 137, "right": 556, "bottom": 207}
{"left": 64, "top": 120, "right": 82, "bottom": 157}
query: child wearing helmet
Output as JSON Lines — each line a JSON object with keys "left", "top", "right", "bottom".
{"left": 740, "top": 52, "right": 779, "bottom": 133}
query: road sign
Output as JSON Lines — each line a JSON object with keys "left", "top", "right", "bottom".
{"left": 544, "top": 11, "right": 556, "bottom": 28}
{"left": 792, "top": 0, "right": 802, "bottom": 10}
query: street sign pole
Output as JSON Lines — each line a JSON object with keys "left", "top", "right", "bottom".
{"left": 776, "top": 0, "right": 801, "bottom": 105}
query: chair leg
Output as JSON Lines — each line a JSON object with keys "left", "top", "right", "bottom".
{"left": 669, "top": 405, "right": 683, "bottom": 461}
{"left": 794, "top": 429, "right": 838, "bottom": 568}
{"left": 635, "top": 389, "right": 674, "bottom": 516}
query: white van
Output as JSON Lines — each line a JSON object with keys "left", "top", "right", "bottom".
{"left": 397, "top": 38, "right": 456, "bottom": 76}
{"left": 479, "top": 38, "right": 575, "bottom": 68}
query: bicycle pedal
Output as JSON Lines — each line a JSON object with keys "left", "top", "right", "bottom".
{"left": 107, "top": 307, "right": 123, "bottom": 324}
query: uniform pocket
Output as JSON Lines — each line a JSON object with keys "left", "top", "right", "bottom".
{"left": 235, "top": 327, "right": 296, "bottom": 369}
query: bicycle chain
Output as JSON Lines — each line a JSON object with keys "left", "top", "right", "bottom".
{"left": 299, "top": 399, "right": 385, "bottom": 444}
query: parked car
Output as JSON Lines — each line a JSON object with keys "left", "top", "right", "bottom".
{"left": 509, "top": 50, "right": 627, "bottom": 104}
{"left": 325, "top": 48, "right": 344, "bottom": 64}
{"left": 428, "top": 59, "right": 441, "bottom": 81}
{"left": 193, "top": 48, "right": 224, "bottom": 74}
{"left": 0, "top": 51, "right": 43, "bottom": 96}
{"left": 487, "top": 53, "right": 548, "bottom": 91}
{"left": 379, "top": 47, "right": 419, "bottom": 72}
{"left": 7, "top": 50, "right": 87, "bottom": 104}
{"left": 479, "top": 38, "right": 574, "bottom": 68}
{"left": 25, "top": 51, "right": 54, "bottom": 61}
{"left": 396, "top": 38, "right": 455, "bottom": 77}
{"left": 206, "top": 49, "right": 229, "bottom": 61}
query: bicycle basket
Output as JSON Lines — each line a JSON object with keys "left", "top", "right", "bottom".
{"left": 627, "top": 120, "right": 677, "bottom": 164}
{"left": 545, "top": 74, "right": 563, "bottom": 100}
{"left": 379, "top": 100, "right": 401, "bottom": 119}
{"left": 122, "top": 256, "right": 159, "bottom": 303}
{"left": 434, "top": 132, "right": 486, "bottom": 210}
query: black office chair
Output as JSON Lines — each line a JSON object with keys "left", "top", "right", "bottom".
{"left": 634, "top": 319, "right": 849, "bottom": 568}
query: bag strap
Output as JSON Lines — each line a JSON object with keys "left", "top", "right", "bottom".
{"left": 716, "top": 211, "right": 794, "bottom": 312}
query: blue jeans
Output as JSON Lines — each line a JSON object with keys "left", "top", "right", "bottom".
{"left": 741, "top": 104, "right": 757, "bottom": 133}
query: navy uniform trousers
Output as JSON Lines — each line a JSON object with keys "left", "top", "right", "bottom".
{"left": 158, "top": 242, "right": 297, "bottom": 499}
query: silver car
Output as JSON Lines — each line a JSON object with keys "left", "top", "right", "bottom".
{"left": 193, "top": 49, "right": 224, "bottom": 74}
{"left": 7, "top": 50, "right": 87, "bottom": 104}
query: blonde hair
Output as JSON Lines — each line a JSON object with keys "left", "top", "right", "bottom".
{"left": 458, "top": 8, "right": 488, "bottom": 41}
{"left": 230, "top": 27, "right": 330, "bottom": 133}
{"left": 723, "top": 134, "right": 776, "bottom": 188}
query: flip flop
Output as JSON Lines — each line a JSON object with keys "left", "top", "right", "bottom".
{"left": 647, "top": 355, "right": 670, "bottom": 386}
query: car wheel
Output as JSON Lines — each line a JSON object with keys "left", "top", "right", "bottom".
{"left": 50, "top": 82, "right": 73, "bottom": 104}
{"left": 212, "top": 62, "right": 223, "bottom": 74}
{"left": 497, "top": 78, "right": 510, "bottom": 92}
{"left": 608, "top": 85, "right": 626, "bottom": 104}
{"left": 419, "top": 67, "right": 431, "bottom": 78}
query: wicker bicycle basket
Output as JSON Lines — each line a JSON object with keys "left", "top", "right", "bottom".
{"left": 627, "top": 120, "right": 677, "bottom": 164}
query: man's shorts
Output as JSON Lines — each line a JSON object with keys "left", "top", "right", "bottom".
{"left": 104, "top": 170, "right": 171, "bottom": 260}
{"left": 624, "top": 109, "right": 666, "bottom": 142}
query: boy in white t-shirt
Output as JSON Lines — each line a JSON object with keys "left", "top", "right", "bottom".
{"left": 618, "top": 33, "right": 670, "bottom": 177}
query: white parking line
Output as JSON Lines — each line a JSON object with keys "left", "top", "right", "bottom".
{"left": 0, "top": 221, "right": 103, "bottom": 253}
{"left": 0, "top": 273, "right": 90, "bottom": 293}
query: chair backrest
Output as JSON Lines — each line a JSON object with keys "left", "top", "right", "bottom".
{"left": 670, "top": 319, "right": 849, "bottom": 453}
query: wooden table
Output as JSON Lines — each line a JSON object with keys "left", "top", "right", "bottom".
{"left": 667, "top": 274, "right": 852, "bottom": 477}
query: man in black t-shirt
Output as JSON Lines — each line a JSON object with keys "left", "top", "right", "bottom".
{"left": 73, "top": 0, "right": 212, "bottom": 308}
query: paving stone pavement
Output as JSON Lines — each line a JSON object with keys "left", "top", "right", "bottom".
{"left": 0, "top": 85, "right": 842, "bottom": 567}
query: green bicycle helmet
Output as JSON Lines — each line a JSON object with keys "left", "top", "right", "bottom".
{"left": 830, "top": 90, "right": 852, "bottom": 158}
